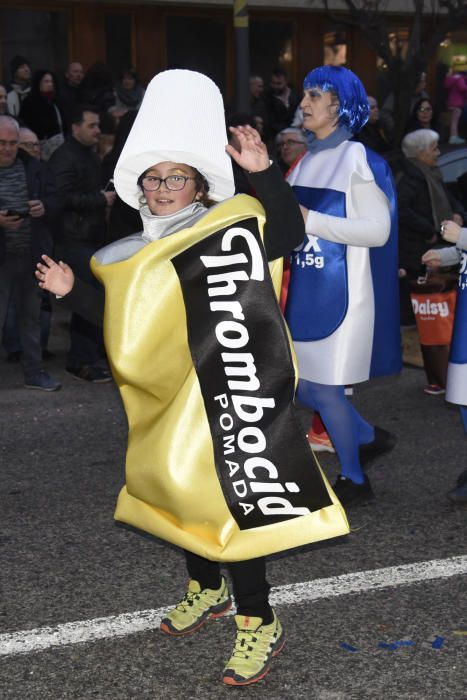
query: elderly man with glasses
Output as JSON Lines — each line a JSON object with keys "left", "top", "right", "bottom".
{"left": 275, "top": 127, "right": 307, "bottom": 173}
{"left": 18, "top": 127, "right": 41, "bottom": 159}
{"left": 0, "top": 115, "right": 61, "bottom": 390}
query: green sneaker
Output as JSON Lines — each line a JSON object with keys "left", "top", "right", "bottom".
{"left": 222, "top": 610, "right": 285, "bottom": 686}
{"left": 160, "top": 577, "right": 232, "bottom": 636}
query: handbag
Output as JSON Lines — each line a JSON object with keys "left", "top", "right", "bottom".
{"left": 410, "top": 272, "right": 457, "bottom": 345}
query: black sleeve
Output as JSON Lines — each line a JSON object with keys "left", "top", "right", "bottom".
{"left": 57, "top": 277, "right": 104, "bottom": 327}
{"left": 247, "top": 163, "right": 304, "bottom": 261}
{"left": 49, "top": 149, "right": 107, "bottom": 213}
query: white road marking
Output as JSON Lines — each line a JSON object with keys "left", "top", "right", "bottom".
{"left": 1, "top": 554, "right": 467, "bottom": 657}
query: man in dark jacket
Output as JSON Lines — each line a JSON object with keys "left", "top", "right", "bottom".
{"left": 49, "top": 104, "right": 116, "bottom": 383}
{"left": 0, "top": 115, "right": 61, "bottom": 390}
{"left": 263, "top": 69, "right": 301, "bottom": 145}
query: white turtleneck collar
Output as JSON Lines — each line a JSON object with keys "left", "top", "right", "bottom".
{"left": 140, "top": 202, "right": 207, "bottom": 243}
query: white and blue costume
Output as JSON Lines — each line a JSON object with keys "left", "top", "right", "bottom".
{"left": 286, "top": 140, "right": 398, "bottom": 384}
{"left": 284, "top": 66, "right": 400, "bottom": 488}
{"left": 439, "top": 230, "right": 467, "bottom": 431}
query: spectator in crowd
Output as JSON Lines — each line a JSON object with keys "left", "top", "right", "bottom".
{"left": 18, "top": 127, "right": 41, "bottom": 159}
{"left": 263, "top": 68, "right": 301, "bottom": 143}
{"left": 404, "top": 98, "right": 441, "bottom": 138}
{"left": 3, "top": 128, "right": 54, "bottom": 361}
{"left": 101, "top": 110, "right": 141, "bottom": 242}
{"left": 379, "top": 71, "right": 430, "bottom": 139}
{"left": 249, "top": 75, "right": 268, "bottom": 131}
{"left": 444, "top": 55, "right": 467, "bottom": 145}
{"left": 60, "top": 61, "right": 84, "bottom": 130}
{"left": 79, "top": 62, "right": 115, "bottom": 116}
{"left": 49, "top": 105, "right": 115, "bottom": 383}
{"left": 398, "top": 128, "right": 465, "bottom": 394}
{"left": 0, "top": 84, "right": 8, "bottom": 115}
{"left": 275, "top": 127, "right": 306, "bottom": 173}
{"left": 0, "top": 115, "right": 60, "bottom": 390}
{"left": 19, "top": 71, "right": 65, "bottom": 160}
{"left": 113, "top": 68, "right": 145, "bottom": 113}
{"left": 6, "top": 56, "right": 31, "bottom": 117}
{"left": 354, "top": 95, "right": 392, "bottom": 154}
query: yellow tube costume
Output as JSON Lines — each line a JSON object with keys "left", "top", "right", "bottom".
{"left": 92, "top": 195, "right": 349, "bottom": 562}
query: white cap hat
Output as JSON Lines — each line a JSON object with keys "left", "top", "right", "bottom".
{"left": 114, "top": 69, "right": 235, "bottom": 209}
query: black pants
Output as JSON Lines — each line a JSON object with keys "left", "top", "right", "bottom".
{"left": 184, "top": 550, "right": 272, "bottom": 623}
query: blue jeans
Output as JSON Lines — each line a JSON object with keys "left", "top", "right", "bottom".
{"left": 0, "top": 253, "right": 42, "bottom": 376}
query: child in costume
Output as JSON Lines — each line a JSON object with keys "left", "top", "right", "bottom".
{"left": 444, "top": 56, "right": 467, "bottom": 145}
{"left": 37, "top": 70, "right": 349, "bottom": 686}
{"left": 284, "top": 66, "right": 401, "bottom": 506}
{"left": 422, "top": 219, "right": 467, "bottom": 503}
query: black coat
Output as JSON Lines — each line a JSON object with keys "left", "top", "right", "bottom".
{"left": 49, "top": 137, "right": 107, "bottom": 248}
{"left": 0, "top": 150, "right": 62, "bottom": 269}
{"left": 263, "top": 87, "right": 301, "bottom": 141}
{"left": 396, "top": 158, "right": 464, "bottom": 276}
{"left": 19, "top": 93, "right": 64, "bottom": 140}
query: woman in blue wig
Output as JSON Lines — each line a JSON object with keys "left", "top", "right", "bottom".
{"left": 284, "top": 65, "right": 401, "bottom": 505}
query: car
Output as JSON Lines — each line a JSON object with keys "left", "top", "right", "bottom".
{"left": 438, "top": 146, "right": 467, "bottom": 183}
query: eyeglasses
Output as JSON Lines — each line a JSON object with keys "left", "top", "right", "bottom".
{"left": 418, "top": 106, "right": 433, "bottom": 112}
{"left": 279, "top": 139, "right": 305, "bottom": 147}
{"left": 141, "top": 175, "right": 195, "bottom": 191}
{"left": 19, "top": 141, "right": 40, "bottom": 150}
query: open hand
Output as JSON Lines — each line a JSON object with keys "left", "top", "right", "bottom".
{"left": 36, "top": 254, "right": 75, "bottom": 296}
{"left": 225, "top": 125, "right": 270, "bottom": 173}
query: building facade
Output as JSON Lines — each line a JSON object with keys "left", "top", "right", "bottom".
{"left": 0, "top": 0, "right": 466, "bottom": 102}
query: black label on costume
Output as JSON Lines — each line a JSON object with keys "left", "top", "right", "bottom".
{"left": 172, "top": 217, "right": 332, "bottom": 530}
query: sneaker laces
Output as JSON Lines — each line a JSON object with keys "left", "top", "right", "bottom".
{"left": 231, "top": 629, "right": 257, "bottom": 659}
{"left": 174, "top": 589, "right": 200, "bottom": 613}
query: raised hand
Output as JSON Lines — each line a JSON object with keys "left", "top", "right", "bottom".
{"left": 226, "top": 125, "right": 270, "bottom": 173}
{"left": 36, "top": 254, "right": 75, "bottom": 296}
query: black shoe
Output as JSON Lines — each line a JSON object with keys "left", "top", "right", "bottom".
{"left": 66, "top": 365, "right": 112, "bottom": 383}
{"left": 7, "top": 351, "right": 22, "bottom": 363}
{"left": 359, "top": 426, "right": 397, "bottom": 470}
{"left": 447, "top": 470, "right": 467, "bottom": 504}
{"left": 333, "top": 474, "right": 374, "bottom": 506}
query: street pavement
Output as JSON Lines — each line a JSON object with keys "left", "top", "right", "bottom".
{"left": 1, "top": 311, "right": 466, "bottom": 699}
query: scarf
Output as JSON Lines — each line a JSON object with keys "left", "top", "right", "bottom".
{"left": 306, "top": 125, "right": 353, "bottom": 154}
{"left": 116, "top": 83, "right": 145, "bottom": 109}
{"left": 140, "top": 201, "right": 207, "bottom": 243}
{"left": 409, "top": 159, "right": 453, "bottom": 230}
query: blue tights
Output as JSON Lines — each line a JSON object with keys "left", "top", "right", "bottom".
{"left": 460, "top": 406, "right": 467, "bottom": 433}
{"left": 297, "top": 379, "right": 375, "bottom": 484}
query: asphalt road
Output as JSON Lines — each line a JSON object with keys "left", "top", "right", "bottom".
{"left": 1, "top": 311, "right": 466, "bottom": 699}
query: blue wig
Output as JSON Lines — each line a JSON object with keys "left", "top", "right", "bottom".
{"left": 303, "top": 66, "right": 369, "bottom": 135}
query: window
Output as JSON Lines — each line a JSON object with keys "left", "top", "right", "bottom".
{"left": 250, "top": 20, "right": 294, "bottom": 80}
{"left": 323, "top": 29, "right": 347, "bottom": 67}
{"left": 105, "top": 14, "right": 133, "bottom": 80}
{"left": 0, "top": 9, "right": 69, "bottom": 82}
{"left": 166, "top": 16, "right": 227, "bottom": 95}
